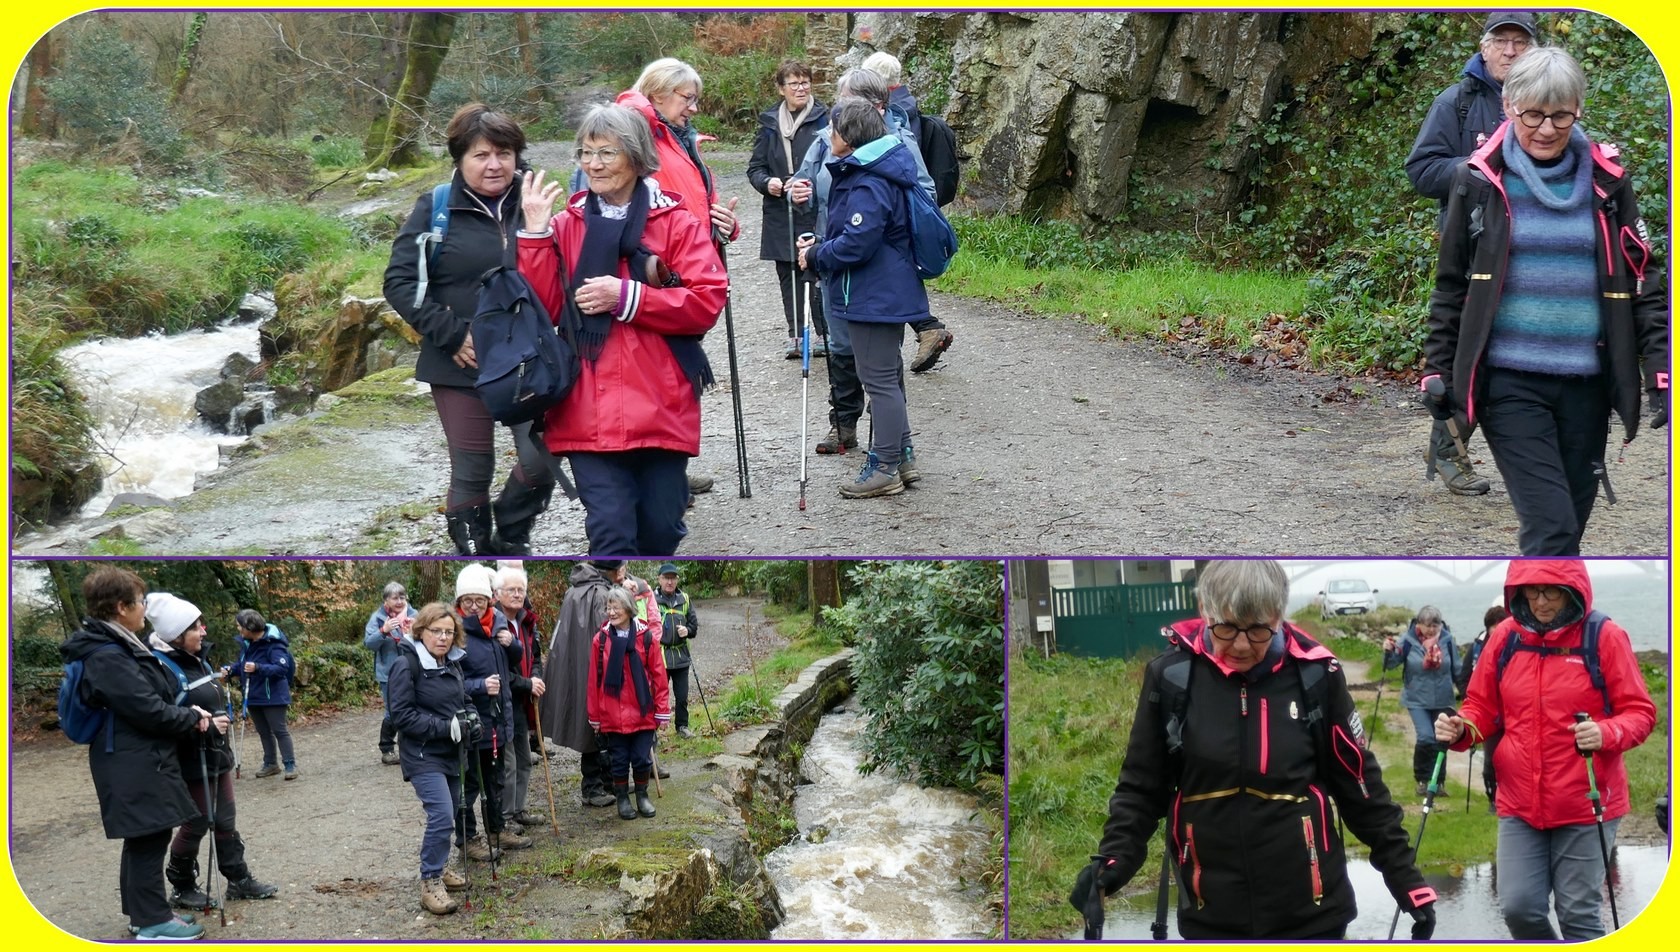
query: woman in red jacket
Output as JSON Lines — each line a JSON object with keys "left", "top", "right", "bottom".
{"left": 1436, "top": 559, "right": 1656, "bottom": 939}
{"left": 519, "top": 104, "right": 726, "bottom": 557}
{"left": 617, "top": 57, "right": 740, "bottom": 245}
{"left": 587, "top": 586, "right": 671, "bottom": 821}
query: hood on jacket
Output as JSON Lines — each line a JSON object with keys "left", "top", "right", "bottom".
{"left": 1462, "top": 52, "right": 1501, "bottom": 91}
{"left": 1165, "top": 618, "right": 1334, "bottom": 677}
{"left": 829, "top": 135, "right": 921, "bottom": 191}
{"left": 616, "top": 89, "right": 716, "bottom": 148}
{"left": 252, "top": 623, "right": 288, "bottom": 645}
{"left": 62, "top": 618, "right": 145, "bottom": 663}
{"left": 1504, "top": 560, "right": 1592, "bottom": 634}
{"left": 569, "top": 562, "right": 612, "bottom": 589}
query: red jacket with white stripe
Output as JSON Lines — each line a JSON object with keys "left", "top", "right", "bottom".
{"left": 586, "top": 619, "right": 671, "bottom": 735}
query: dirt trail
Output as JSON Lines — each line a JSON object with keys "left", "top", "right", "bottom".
{"left": 15, "top": 149, "right": 1666, "bottom": 557}
{"left": 9, "top": 597, "right": 789, "bottom": 940}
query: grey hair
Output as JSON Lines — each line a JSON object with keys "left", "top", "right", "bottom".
{"left": 860, "top": 51, "right": 903, "bottom": 86}
{"left": 382, "top": 581, "right": 407, "bottom": 599}
{"left": 1197, "top": 560, "right": 1289, "bottom": 627}
{"left": 604, "top": 586, "right": 638, "bottom": 619}
{"left": 830, "top": 96, "right": 888, "bottom": 151}
{"left": 575, "top": 104, "right": 661, "bottom": 177}
{"left": 1502, "top": 46, "right": 1585, "bottom": 114}
{"left": 1414, "top": 605, "right": 1444, "bottom": 626}
{"left": 495, "top": 566, "right": 528, "bottom": 590}
{"left": 634, "top": 57, "right": 702, "bottom": 100}
{"left": 836, "top": 67, "right": 889, "bottom": 108}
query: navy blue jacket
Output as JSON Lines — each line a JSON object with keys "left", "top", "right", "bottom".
{"left": 460, "top": 608, "right": 514, "bottom": 752}
{"left": 811, "top": 136, "right": 930, "bottom": 325}
{"left": 238, "top": 625, "right": 295, "bottom": 708}
{"left": 388, "top": 640, "right": 469, "bottom": 779}
{"left": 1404, "top": 54, "right": 1507, "bottom": 225}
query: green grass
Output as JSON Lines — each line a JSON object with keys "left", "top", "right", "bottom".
{"left": 712, "top": 603, "right": 845, "bottom": 730}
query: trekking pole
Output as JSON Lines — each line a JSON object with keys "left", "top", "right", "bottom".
{"left": 456, "top": 734, "right": 472, "bottom": 912}
{"left": 716, "top": 244, "right": 752, "bottom": 498}
{"left": 797, "top": 253, "right": 813, "bottom": 511}
{"left": 1574, "top": 712, "right": 1621, "bottom": 930}
{"left": 1465, "top": 748, "right": 1475, "bottom": 814}
{"left": 471, "top": 744, "right": 498, "bottom": 883}
{"left": 531, "top": 702, "right": 559, "bottom": 836}
{"left": 198, "top": 734, "right": 225, "bottom": 926}
{"left": 686, "top": 657, "right": 717, "bottom": 735}
{"left": 1389, "top": 749, "right": 1447, "bottom": 939}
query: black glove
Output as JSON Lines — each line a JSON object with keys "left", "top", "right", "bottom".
{"left": 1649, "top": 387, "right": 1668, "bottom": 429}
{"left": 1067, "top": 857, "right": 1123, "bottom": 913}
{"left": 1410, "top": 901, "right": 1437, "bottom": 940}
{"left": 1422, "top": 375, "right": 1456, "bottom": 422}
{"left": 458, "top": 707, "right": 484, "bottom": 746}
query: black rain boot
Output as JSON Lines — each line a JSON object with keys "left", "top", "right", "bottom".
{"left": 167, "top": 852, "right": 218, "bottom": 910}
{"left": 491, "top": 480, "right": 554, "bottom": 556}
{"left": 444, "top": 504, "right": 493, "bottom": 555}
{"left": 615, "top": 781, "right": 636, "bottom": 820}
{"left": 634, "top": 782, "right": 656, "bottom": 818}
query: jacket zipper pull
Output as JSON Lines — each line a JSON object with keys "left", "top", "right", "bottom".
{"left": 1240, "top": 684, "right": 1248, "bottom": 717}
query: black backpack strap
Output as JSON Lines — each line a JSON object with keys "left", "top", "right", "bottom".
{"left": 1496, "top": 611, "right": 1614, "bottom": 715}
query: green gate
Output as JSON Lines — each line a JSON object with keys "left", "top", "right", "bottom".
{"left": 1053, "top": 581, "right": 1198, "bottom": 659}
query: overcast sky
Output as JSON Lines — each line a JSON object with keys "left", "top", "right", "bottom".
{"left": 1283, "top": 559, "right": 1658, "bottom": 593}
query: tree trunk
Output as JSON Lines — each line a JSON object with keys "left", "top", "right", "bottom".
{"left": 208, "top": 562, "right": 262, "bottom": 616}
{"left": 514, "top": 13, "right": 542, "bottom": 106}
{"left": 46, "top": 561, "right": 81, "bottom": 636}
{"left": 809, "top": 561, "right": 842, "bottom": 624}
{"left": 415, "top": 560, "right": 444, "bottom": 605}
{"left": 20, "top": 31, "right": 58, "bottom": 137}
{"left": 366, "top": 12, "right": 458, "bottom": 170}
{"left": 168, "top": 13, "right": 208, "bottom": 107}
{"left": 360, "top": 11, "right": 412, "bottom": 159}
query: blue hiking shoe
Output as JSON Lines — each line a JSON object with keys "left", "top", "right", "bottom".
{"left": 134, "top": 916, "right": 205, "bottom": 940}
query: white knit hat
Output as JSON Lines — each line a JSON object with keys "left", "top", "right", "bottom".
{"left": 144, "top": 592, "right": 202, "bottom": 643}
{"left": 455, "top": 563, "right": 497, "bottom": 602}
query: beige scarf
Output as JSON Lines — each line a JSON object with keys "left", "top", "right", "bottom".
{"left": 778, "top": 100, "right": 812, "bottom": 173}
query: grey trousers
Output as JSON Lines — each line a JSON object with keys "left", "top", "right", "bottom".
{"left": 849, "top": 320, "right": 911, "bottom": 466}
{"left": 1497, "top": 814, "right": 1619, "bottom": 940}
{"left": 500, "top": 707, "right": 531, "bottom": 816}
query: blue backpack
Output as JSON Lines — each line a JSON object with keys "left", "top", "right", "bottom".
{"left": 412, "top": 182, "right": 456, "bottom": 308}
{"left": 58, "top": 642, "right": 122, "bottom": 750}
{"left": 904, "top": 183, "right": 959, "bottom": 279}
{"left": 472, "top": 265, "right": 579, "bottom": 425}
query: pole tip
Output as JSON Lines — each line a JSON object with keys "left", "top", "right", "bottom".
{"left": 798, "top": 499, "right": 806, "bottom": 511}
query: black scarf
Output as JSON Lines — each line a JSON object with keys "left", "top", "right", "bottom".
{"left": 569, "top": 184, "right": 714, "bottom": 397}
{"left": 602, "top": 625, "right": 654, "bottom": 716}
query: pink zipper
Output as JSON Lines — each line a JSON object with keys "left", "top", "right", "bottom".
{"left": 1259, "top": 697, "right": 1270, "bottom": 775}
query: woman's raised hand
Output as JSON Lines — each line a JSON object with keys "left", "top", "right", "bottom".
{"left": 522, "top": 169, "right": 566, "bottom": 232}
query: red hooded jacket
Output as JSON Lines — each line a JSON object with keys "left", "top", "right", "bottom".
{"left": 586, "top": 618, "right": 672, "bottom": 735}
{"left": 616, "top": 89, "right": 741, "bottom": 244}
{"left": 1450, "top": 560, "right": 1655, "bottom": 827}
{"left": 517, "top": 185, "right": 725, "bottom": 456}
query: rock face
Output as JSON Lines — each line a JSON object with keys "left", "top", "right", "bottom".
{"left": 842, "top": 11, "right": 1383, "bottom": 227}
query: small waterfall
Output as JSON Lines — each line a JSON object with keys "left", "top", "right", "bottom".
{"left": 62, "top": 321, "right": 263, "bottom": 516}
{"left": 766, "top": 698, "right": 994, "bottom": 939}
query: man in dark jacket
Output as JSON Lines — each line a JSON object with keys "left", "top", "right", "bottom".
{"left": 539, "top": 560, "right": 621, "bottom": 807}
{"left": 654, "top": 562, "right": 701, "bottom": 738}
{"left": 495, "top": 563, "right": 548, "bottom": 831}
{"left": 1403, "top": 12, "right": 1539, "bottom": 497}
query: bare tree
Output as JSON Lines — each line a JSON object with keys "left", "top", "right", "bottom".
{"left": 19, "top": 31, "right": 59, "bottom": 137}
{"left": 365, "top": 12, "right": 458, "bottom": 169}
{"left": 167, "top": 12, "right": 208, "bottom": 105}
{"left": 809, "top": 561, "right": 842, "bottom": 624}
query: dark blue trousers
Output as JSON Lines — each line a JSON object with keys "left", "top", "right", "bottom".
{"left": 1479, "top": 368, "right": 1611, "bottom": 556}
{"left": 603, "top": 728, "right": 657, "bottom": 782}
{"left": 567, "top": 449, "right": 689, "bottom": 557}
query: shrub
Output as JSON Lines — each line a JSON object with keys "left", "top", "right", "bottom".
{"left": 45, "top": 21, "right": 185, "bottom": 163}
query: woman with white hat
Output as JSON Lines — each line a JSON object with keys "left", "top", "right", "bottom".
{"left": 453, "top": 563, "right": 530, "bottom": 858}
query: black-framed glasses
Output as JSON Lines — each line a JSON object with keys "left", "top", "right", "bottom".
{"left": 1516, "top": 109, "right": 1578, "bottom": 130}
{"left": 1522, "top": 584, "right": 1568, "bottom": 601}
{"left": 1208, "top": 622, "right": 1277, "bottom": 645}
{"left": 782, "top": 80, "right": 812, "bottom": 89}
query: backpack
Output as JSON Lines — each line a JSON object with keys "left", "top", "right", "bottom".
{"left": 904, "top": 184, "right": 960, "bottom": 280}
{"left": 152, "top": 651, "right": 223, "bottom": 705}
{"left": 1494, "top": 610, "right": 1614, "bottom": 716}
{"left": 915, "top": 114, "right": 961, "bottom": 207}
{"left": 58, "top": 642, "right": 122, "bottom": 750}
{"left": 412, "top": 182, "right": 455, "bottom": 308}
{"left": 471, "top": 265, "right": 579, "bottom": 426}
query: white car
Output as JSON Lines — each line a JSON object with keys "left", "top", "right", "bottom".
{"left": 1318, "top": 579, "right": 1378, "bottom": 618}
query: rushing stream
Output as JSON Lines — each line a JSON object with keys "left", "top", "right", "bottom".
{"left": 61, "top": 320, "right": 263, "bottom": 517}
{"left": 764, "top": 697, "right": 994, "bottom": 939}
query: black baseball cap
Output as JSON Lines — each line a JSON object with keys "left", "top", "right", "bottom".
{"left": 1483, "top": 12, "right": 1539, "bottom": 37}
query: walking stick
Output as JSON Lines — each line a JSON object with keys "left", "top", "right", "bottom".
{"left": 456, "top": 734, "right": 472, "bottom": 912}
{"left": 686, "top": 658, "right": 717, "bottom": 735}
{"left": 198, "top": 735, "right": 226, "bottom": 926}
{"left": 1389, "top": 750, "right": 1447, "bottom": 939}
{"left": 471, "top": 744, "right": 498, "bottom": 882}
{"left": 1371, "top": 654, "right": 1391, "bottom": 726}
{"left": 531, "top": 702, "right": 559, "bottom": 836}
{"left": 716, "top": 243, "right": 752, "bottom": 498}
{"left": 798, "top": 273, "right": 812, "bottom": 511}
{"left": 237, "top": 674, "right": 250, "bottom": 779}
{"left": 1465, "top": 747, "right": 1476, "bottom": 814}
{"left": 1575, "top": 712, "right": 1621, "bottom": 930}
{"left": 651, "top": 747, "right": 664, "bottom": 798}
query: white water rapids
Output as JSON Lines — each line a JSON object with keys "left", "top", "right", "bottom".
{"left": 765, "top": 698, "right": 994, "bottom": 939}
{"left": 61, "top": 321, "right": 262, "bottom": 517}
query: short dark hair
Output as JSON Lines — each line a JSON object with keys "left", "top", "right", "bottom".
{"left": 830, "top": 96, "right": 888, "bottom": 151}
{"left": 1483, "top": 605, "right": 1510, "bottom": 629}
{"left": 236, "top": 609, "right": 267, "bottom": 634}
{"left": 775, "top": 60, "right": 812, "bottom": 87}
{"left": 83, "top": 567, "right": 145, "bottom": 622}
{"left": 445, "top": 103, "right": 526, "bottom": 165}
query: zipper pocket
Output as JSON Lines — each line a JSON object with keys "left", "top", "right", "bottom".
{"left": 1302, "top": 817, "right": 1323, "bottom": 905}
{"left": 1182, "top": 823, "right": 1205, "bottom": 910}
{"left": 1259, "top": 697, "right": 1269, "bottom": 775}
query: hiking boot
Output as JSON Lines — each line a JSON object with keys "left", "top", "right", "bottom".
{"left": 166, "top": 854, "right": 216, "bottom": 910}
{"left": 1415, "top": 781, "right": 1430, "bottom": 798}
{"left": 491, "top": 479, "right": 554, "bottom": 556}
{"left": 783, "top": 336, "right": 800, "bottom": 359}
{"left": 381, "top": 750, "right": 400, "bottom": 766}
{"left": 128, "top": 915, "right": 196, "bottom": 935}
{"left": 839, "top": 453, "right": 904, "bottom": 499}
{"left": 898, "top": 444, "right": 921, "bottom": 486}
{"left": 283, "top": 764, "right": 299, "bottom": 781}
{"left": 616, "top": 785, "right": 637, "bottom": 820}
{"left": 254, "top": 764, "right": 281, "bottom": 779}
{"left": 441, "top": 866, "right": 467, "bottom": 891}
{"left": 169, "top": 885, "right": 217, "bottom": 911}
{"left": 502, "top": 817, "right": 524, "bottom": 836}
{"left": 464, "top": 837, "right": 501, "bottom": 862}
{"left": 635, "top": 783, "right": 657, "bottom": 818}
{"left": 811, "top": 336, "right": 829, "bottom": 358}
{"left": 444, "top": 504, "right": 494, "bottom": 555}
{"left": 492, "top": 830, "right": 533, "bottom": 851}
{"left": 134, "top": 917, "right": 206, "bottom": 941}
{"left": 687, "top": 473, "right": 715, "bottom": 495}
{"left": 1434, "top": 453, "right": 1491, "bottom": 495}
{"left": 225, "top": 875, "right": 279, "bottom": 901}
{"left": 910, "top": 328, "right": 954, "bottom": 373}
{"left": 420, "top": 877, "right": 459, "bottom": 915}
{"left": 510, "top": 809, "right": 546, "bottom": 827}
{"left": 816, "top": 424, "right": 857, "bottom": 455}
{"left": 656, "top": 762, "right": 672, "bottom": 779}
{"left": 583, "top": 788, "right": 617, "bottom": 808}
{"left": 676, "top": 725, "right": 696, "bottom": 740}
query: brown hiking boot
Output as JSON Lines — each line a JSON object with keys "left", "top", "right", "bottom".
{"left": 441, "top": 866, "right": 467, "bottom": 891}
{"left": 464, "top": 837, "right": 500, "bottom": 862}
{"left": 1434, "top": 453, "right": 1491, "bottom": 495}
{"left": 910, "top": 328, "right": 953, "bottom": 373}
{"left": 493, "top": 830, "right": 533, "bottom": 851}
{"left": 816, "top": 424, "right": 858, "bottom": 455}
{"left": 421, "top": 877, "right": 459, "bottom": 915}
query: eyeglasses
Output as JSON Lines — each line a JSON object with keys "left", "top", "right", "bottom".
{"left": 458, "top": 596, "right": 489, "bottom": 608}
{"left": 501, "top": 587, "right": 526, "bottom": 595}
{"left": 420, "top": 625, "right": 455, "bottom": 638}
{"left": 1522, "top": 584, "right": 1568, "bottom": 602}
{"left": 1486, "top": 36, "right": 1533, "bottom": 52}
{"left": 677, "top": 92, "right": 701, "bottom": 107}
{"left": 574, "top": 148, "right": 623, "bottom": 165}
{"left": 1516, "top": 109, "right": 1578, "bottom": 130}
{"left": 1208, "top": 622, "right": 1277, "bottom": 645}
{"left": 782, "top": 80, "right": 811, "bottom": 89}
